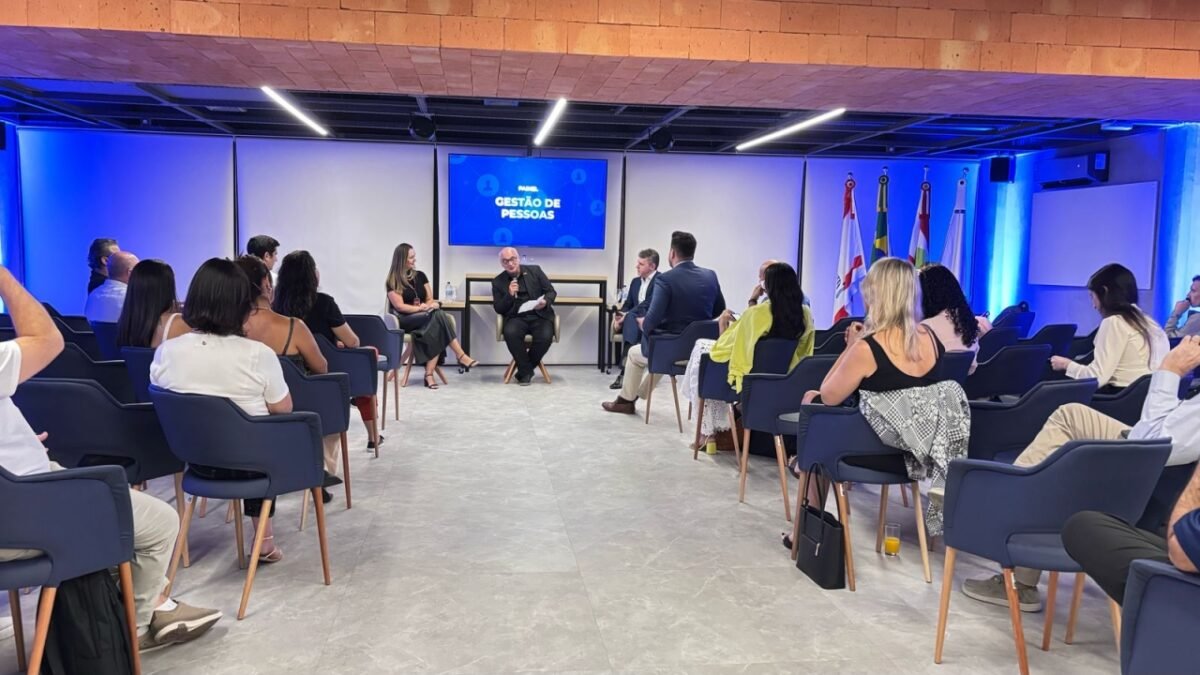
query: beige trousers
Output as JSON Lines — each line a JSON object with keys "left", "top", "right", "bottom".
{"left": 619, "top": 344, "right": 659, "bottom": 402}
{"left": 322, "top": 434, "right": 341, "bottom": 476}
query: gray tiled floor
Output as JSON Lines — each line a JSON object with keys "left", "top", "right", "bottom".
{"left": 0, "top": 367, "right": 1122, "bottom": 674}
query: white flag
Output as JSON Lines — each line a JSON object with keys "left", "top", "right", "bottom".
{"left": 834, "top": 176, "right": 866, "bottom": 322}
{"left": 941, "top": 177, "right": 967, "bottom": 281}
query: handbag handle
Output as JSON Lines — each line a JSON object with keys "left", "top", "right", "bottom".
{"left": 798, "top": 462, "right": 842, "bottom": 545}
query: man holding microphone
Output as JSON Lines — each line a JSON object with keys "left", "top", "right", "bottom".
{"left": 492, "top": 247, "right": 557, "bottom": 385}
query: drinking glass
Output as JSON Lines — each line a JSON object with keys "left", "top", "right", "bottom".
{"left": 884, "top": 523, "right": 901, "bottom": 557}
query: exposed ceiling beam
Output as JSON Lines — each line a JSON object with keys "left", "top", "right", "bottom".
{"left": 624, "top": 106, "right": 694, "bottom": 150}
{"left": 918, "top": 118, "right": 1107, "bottom": 157}
{"left": 808, "top": 115, "right": 946, "bottom": 155}
{"left": 0, "top": 80, "right": 124, "bottom": 129}
{"left": 135, "top": 84, "right": 234, "bottom": 134}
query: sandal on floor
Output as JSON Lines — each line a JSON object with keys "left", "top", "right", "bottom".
{"left": 258, "top": 536, "right": 283, "bottom": 564}
{"left": 458, "top": 356, "right": 479, "bottom": 370}
{"left": 781, "top": 532, "right": 793, "bottom": 550}
{"left": 424, "top": 374, "right": 439, "bottom": 390}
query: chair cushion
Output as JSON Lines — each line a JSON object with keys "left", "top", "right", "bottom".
{"left": 0, "top": 556, "right": 53, "bottom": 589}
{"left": 182, "top": 473, "right": 272, "bottom": 500}
{"left": 834, "top": 459, "right": 912, "bottom": 485}
{"left": 1006, "top": 533, "right": 1081, "bottom": 573}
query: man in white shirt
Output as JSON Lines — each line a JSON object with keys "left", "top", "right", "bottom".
{"left": 962, "top": 336, "right": 1200, "bottom": 612}
{"left": 610, "top": 249, "right": 658, "bottom": 390}
{"left": 0, "top": 265, "right": 221, "bottom": 652}
{"left": 83, "top": 250, "right": 138, "bottom": 324}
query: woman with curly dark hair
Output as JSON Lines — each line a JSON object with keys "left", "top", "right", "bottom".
{"left": 919, "top": 264, "right": 989, "bottom": 373}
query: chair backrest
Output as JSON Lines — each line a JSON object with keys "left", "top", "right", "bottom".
{"left": 1090, "top": 374, "right": 1152, "bottom": 426}
{"left": 795, "top": 406, "right": 903, "bottom": 482}
{"left": 750, "top": 337, "right": 800, "bottom": 375}
{"left": 0, "top": 327, "right": 14, "bottom": 342}
{"left": 315, "top": 334, "right": 377, "bottom": 397}
{"left": 13, "top": 378, "right": 181, "bottom": 483}
{"left": 120, "top": 346, "right": 155, "bottom": 404}
{"left": 813, "top": 331, "right": 846, "bottom": 355}
{"left": 966, "top": 378, "right": 1098, "bottom": 461}
{"left": 53, "top": 316, "right": 104, "bottom": 360}
{"left": 740, "top": 355, "right": 837, "bottom": 434}
{"left": 0, "top": 314, "right": 11, "bottom": 329}
{"left": 646, "top": 320, "right": 718, "bottom": 373}
{"left": 1067, "top": 327, "right": 1099, "bottom": 359}
{"left": 344, "top": 314, "right": 402, "bottom": 364}
{"left": 976, "top": 326, "right": 1020, "bottom": 362}
{"left": 964, "top": 344, "right": 1052, "bottom": 400}
{"left": 992, "top": 302, "right": 1035, "bottom": 338}
{"left": 279, "top": 357, "right": 351, "bottom": 435}
{"left": 1022, "top": 323, "right": 1077, "bottom": 357}
{"left": 813, "top": 316, "right": 861, "bottom": 346}
{"left": 35, "top": 343, "right": 135, "bottom": 403}
{"left": 89, "top": 321, "right": 122, "bottom": 360}
{"left": 1121, "top": 559, "right": 1200, "bottom": 675}
{"left": 934, "top": 350, "right": 975, "bottom": 387}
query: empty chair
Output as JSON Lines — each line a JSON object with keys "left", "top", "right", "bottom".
{"left": 1067, "top": 328, "right": 1098, "bottom": 360}
{"left": 934, "top": 350, "right": 975, "bottom": 387}
{"left": 281, "top": 358, "right": 353, "bottom": 525}
{"left": 343, "top": 314, "right": 403, "bottom": 428}
{"left": 153, "top": 387, "right": 331, "bottom": 620}
{"left": 1021, "top": 323, "right": 1077, "bottom": 357}
{"left": 316, "top": 335, "right": 381, "bottom": 456}
{"left": 645, "top": 320, "right": 718, "bottom": 432}
{"left": 0, "top": 464, "right": 142, "bottom": 675}
{"left": 35, "top": 343, "right": 135, "bottom": 403}
{"left": 964, "top": 344, "right": 1052, "bottom": 400}
{"left": 498, "top": 314, "right": 560, "bottom": 384}
{"left": 976, "top": 326, "right": 1020, "bottom": 363}
{"left": 813, "top": 331, "right": 846, "bottom": 355}
{"left": 967, "top": 379, "right": 1098, "bottom": 463}
{"left": 121, "top": 346, "right": 155, "bottom": 404}
{"left": 992, "top": 302, "right": 1036, "bottom": 338}
{"left": 52, "top": 316, "right": 104, "bottom": 361}
{"left": 89, "top": 320, "right": 122, "bottom": 360}
{"left": 934, "top": 439, "right": 1171, "bottom": 675}
{"left": 42, "top": 302, "right": 90, "bottom": 333}
{"left": 1120, "top": 559, "right": 1200, "bottom": 675}
{"left": 814, "top": 315, "right": 862, "bottom": 346}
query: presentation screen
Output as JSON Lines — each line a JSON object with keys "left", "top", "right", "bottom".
{"left": 448, "top": 154, "right": 608, "bottom": 249}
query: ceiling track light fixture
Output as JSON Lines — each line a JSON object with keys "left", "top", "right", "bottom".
{"left": 261, "top": 85, "right": 330, "bottom": 137}
{"left": 735, "top": 108, "right": 847, "bottom": 152}
{"left": 533, "top": 97, "right": 568, "bottom": 146}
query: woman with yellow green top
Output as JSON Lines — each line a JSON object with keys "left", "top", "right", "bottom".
{"left": 679, "top": 262, "right": 815, "bottom": 449}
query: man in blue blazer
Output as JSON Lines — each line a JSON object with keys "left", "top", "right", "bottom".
{"left": 603, "top": 231, "right": 725, "bottom": 414}
{"left": 610, "top": 248, "right": 659, "bottom": 390}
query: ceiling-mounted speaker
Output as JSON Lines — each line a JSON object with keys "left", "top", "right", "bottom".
{"left": 648, "top": 127, "right": 674, "bottom": 153}
{"left": 408, "top": 114, "right": 436, "bottom": 141}
{"left": 989, "top": 156, "right": 1014, "bottom": 183}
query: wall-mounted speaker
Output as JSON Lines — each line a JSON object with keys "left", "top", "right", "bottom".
{"left": 989, "top": 156, "right": 1014, "bottom": 183}
{"left": 648, "top": 127, "right": 674, "bottom": 153}
{"left": 408, "top": 114, "right": 436, "bottom": 141}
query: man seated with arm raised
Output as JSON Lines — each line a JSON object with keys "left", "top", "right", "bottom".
{"left": 492, "top": 247, "right": 557, "bottom": 386}
{"left": 602, "top": 230, "right": 726, "bottom": 414}
{"left": 610, "top": 248, "right": 659, "bottom": 390}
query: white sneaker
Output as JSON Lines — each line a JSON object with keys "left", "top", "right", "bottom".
{"left": 0, "top": 616, "right": 13, "bottom": 640}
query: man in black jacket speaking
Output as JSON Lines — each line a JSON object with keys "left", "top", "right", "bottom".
{"left": 492, "top": 247, "right": 557, "bottom": 385}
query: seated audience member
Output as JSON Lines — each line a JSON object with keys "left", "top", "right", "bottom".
{"left": 0, "top": 264, "right": 221, "bottom": 651}
{"left": 385, "top": 243, "right": 476, "bottom": 389}
{"left": 116, "top": 259, "right": 190, "bottom": 349}
{"left": 797, "top": 257, "right": 968, "bottom": 537}
{"left": 679, "top": 262, "right": 814, "bottom": 448}
{"left": 1165, "top": 274, "right": 1200, "bottom": 338}
{"left": 1049, "top": 263, "right": 1169, "bottom": 392}
{"left": 151, "top": 258, "right": 291, "bottom": 563}
{"left": 247, "top": 234, "right": 281, "bottom": 285}
{"left": 87, "top": 237, "right": 119, "bottom": 294}
{"left": 919, "top": 264, "right": 988, "bottom": 374}
{"left": 602, "top": 231, "right": 726, "bottom": 414}
{"left": 491, "top": 247, "right": 557, "bottom": 386}
{"left": 273, "top": 250, "right": 380, "bottom": 449}
{"left": 962, "top": 335, "right": 1200, "bottom": 612}
{"left": 610, "top": 248, "right": 659, "bottom": 390}
{"left": 236, "top": 256, "right": 343, "bottom": 504}
{"left": 84, "top": 250, "right": 138, "bottom": 324}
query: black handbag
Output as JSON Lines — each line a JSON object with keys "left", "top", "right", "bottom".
{"left": 794, "top": 463, "right": 846, "bottom": 590}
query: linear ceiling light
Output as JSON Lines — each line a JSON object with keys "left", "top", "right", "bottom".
{"left": 533, "top": 98, "right": 568, "bottom": 146}
{"left": 735, "top": 107, "right": 847, "bottom": 152}
{"left": 261, "top": 86, "right": 329, "bottom": 137}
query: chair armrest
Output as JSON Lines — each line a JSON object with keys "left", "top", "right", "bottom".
{"left": 286, "top": 372, "right": 351, "bottom": 435}
{"left": 1121, "top": 559, "right": 1200, "bottom": 675}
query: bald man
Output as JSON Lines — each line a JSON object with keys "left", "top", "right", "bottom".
{"left": 84, "top": 250, "right": 139, "bottom": 324}
{"left": 492, "top": 247, "right": 557, "bottom": 385}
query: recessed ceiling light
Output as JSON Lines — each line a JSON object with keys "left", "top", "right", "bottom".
{"left": 736, "top": 108, "right": 846, "bottom": 151}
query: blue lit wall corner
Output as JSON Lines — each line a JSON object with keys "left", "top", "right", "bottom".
{"left": 969, "top": 152, "right": 1035, "bottom": 318}
{"left": 1157, "top": 124, "right": 1200, "bottom": 318}
{"left": 0, "top": 123, "right": 24, "bottom": 288}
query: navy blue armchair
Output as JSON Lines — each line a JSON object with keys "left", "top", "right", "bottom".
{"left": 1120, "top": 559, "right": 1200, "bottom": 675}
{"left": 967, "top": 379, "right": 1097, "bottom": 463}
{"left": 42, "top": 303, "right": 90, "bottom": 333}
{"left": 737, "top": 354, "right": 835, "bottom": 522}
{"left": 935, "top": 350, "right": 975, "bottom": 387}
{"left": 933, "top": 439, "right": 1171, "bottom": 675}
{"left": 976, "top": 326, "right": 1020, "bottom": 363}
{"left": 813, "top": 331, "right": 846, "bottom": 355}
{"left": 344, "top": 314, "right": 403, "bottom": 430}
{"left": 0, "top": 464, "right": 142, "bottom": 675}
{"left": 52, "top": 316, "right": 103, "bottom": 361}
{"left": 1067, "top": 328, "right": 1098, "bottom": 360}
{"left": 964, "top": 344, "right": 1053, "bottom": 400}
{"left": 992, "top": 302, "right": 1035, "bottom": 339}
{"left": 693, "top": 337, "right": 797, "bottom": 459}
{"left": 35, "top": 342, "right": 135, "bottom": 403}
{"left": 280, "top": 357, "right": 353, "bottom": 521}
{"left": 151, "top": 386, "right": 331, "bottom": 620}
{"left": 1020, "top": 323, "right": 1077, "bottom": 357}
{"left": 813, "top": 316, "right": 861, "bottom": 347}
{"left": 1090, "top": 374, "right": 1152, "bottom": 426}
{"left": 89, "top": 320, "right": 122, "bottom": 360}
{"left": 121, "top": 346, "right": 155, "bottom": 404}
{"left": 316, "top": 334, "right": 381, "bottom": 456}
{"left": 645, "top": 320, "right": 718, "bottom": 432}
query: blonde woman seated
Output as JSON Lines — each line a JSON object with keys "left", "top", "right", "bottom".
{"left": 385, "top": 243, "right": 476, "bottom": 389}
{"left": 679, "top": 262, "right": 814, "bottom": 449}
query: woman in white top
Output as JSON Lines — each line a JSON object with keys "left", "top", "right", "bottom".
{"left": 1050, "top": 263, "right": 1170, "bottom": 392}
{"left": 115, "top": 259, "right": 191, "bottom": 349}
{"left": 151, "top": 258, "right": 293, "bottom": 562}
{"left": 918, "top": 264, "right": 990, "bottom": 374}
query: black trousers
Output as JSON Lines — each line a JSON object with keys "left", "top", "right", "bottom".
{"left": 190, "top": 465, "right": 277, "bottom": 518}
{"left": 502, "top": 314, "right": 554, "bottom": 379}
{"left": 1062, "top": 511, "right": 1169, "bottom": 605}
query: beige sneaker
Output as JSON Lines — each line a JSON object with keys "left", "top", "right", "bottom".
{"left": 962, "top": 574, "right": 1043, "bottom": 612}
{"left": 149, "top": 600, "right": 222, "bottom": 645}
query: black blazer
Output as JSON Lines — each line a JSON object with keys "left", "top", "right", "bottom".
{"left": 492, "top": 265, "right": 557, "bottom": 320}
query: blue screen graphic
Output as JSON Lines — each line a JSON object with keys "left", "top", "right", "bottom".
{"left": 448, "top": 154, "right": 608, "bottom": 249}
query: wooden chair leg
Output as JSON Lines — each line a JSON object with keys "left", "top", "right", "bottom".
{"left": 341, "top": 431, "right": 352, "bottom": 509}
{"left": 1109, "top": 598, "right": 1122, "bottom": 652}
{"left": 9, "top": 589, "right": 26, "bottom": 673}
{"left": 901, "top": 486, "right": 909, "bottom": 508}
{"left": 237, "top": 499, "right": 273, "bottom": 620}
{"left": 737, "top": 428, "right": 752, "bottom": 503}
{"left": 911, "top": 483, "right": 932, "bottom": 584}
{"left": 504, "top": 361, "right": 516, "bottom": 384}
{"left": 118, "top": 562, "right": 142, "bottom": 675}
{"left": 299, "top": 490, "right": 310, "bottom": 532}
{"left": 1065, "top": 572, "right": 1086, "bottom": 644}
{"left": 692, "top": 398, "right": 705, "bottom": 460}
{"left": 370, "top": 398, "right": 379, "bottom": 458}
{"left": 772, "top": 435, "right": 792, "bottom": 522}
{"left": 233, "top": 500, "right": 246, "bottom": 570}
{"left": 394, "top": 368, "right": 401, "bottom": 418}
{"left": 313, "top": 487, "right": 332, "bottom": 586}
{"left": 727, "top": 406, "right": 740, "bottom": 459}
{"left": 1042, "top": 571, "right": 1059, "bottom": 651}
{"left": 380, "top": 370, "right": 388, "bottom": 431}
{"left": 934, "top": 547, "right": 958, "bottom": 664}
{"left": 165, "top": 495, "right": 196, "bottom": 594}
{"left": 27, "top": 586, "right": 56, "bottom": 675}
{"left": 644, "top": 383, "right": 654, "bottom": 424}
{"left": 669, "top": 375, "right": 683, "bottom": 433}
{"left": 835, "top": 482, "right": 856, "bottom": 592}
{"left": 1002, "top": 568, "right": 1032, "bottom": 675}
{"left": 225, "top": 501, "right": 235, "bottom": 523}
{"left": 687, "top": 401, "right": 692, "bottom": 421}
{"left": 876, "top": 484, "right": 890, "bottom": 553}
{"left": 538, "top": 363, "right": 551, "bottom": 384}
{"left": 198, "top": 496, "right": 208, "bottom": 518}
{"left": 400, "top": 346, "right": 414, "bottom": 387}
{"left": 790, "top": 471, "right": 806, "bottom": 561}
{"left": 173, "top": 472, "right": 190, "bottom": 568}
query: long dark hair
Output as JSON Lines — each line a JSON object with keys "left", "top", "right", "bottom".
{"left": 919, "top": 264, "right": 979, "bottom": 348}
{"left": 1088, "top": 263, "right": 1154, "bottom": 353}
{"left": 763, "top": 263, "right": 809, "bottom": 339}
{"left": 115, "top": 259, "right": 177, "bottom": 348}
{"left": 272, "top": 250, "right": 319, "bottom": 319}
{"left": 235, "top": 255, "right": 271, "bottom": 303}
{"left": 182, "top": 258, "right": 253, "bottom": 337}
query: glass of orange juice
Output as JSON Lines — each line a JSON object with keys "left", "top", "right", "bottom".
{"left": 884, "top": 523, "right": 901, "bottom": 557}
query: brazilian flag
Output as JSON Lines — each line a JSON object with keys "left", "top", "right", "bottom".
{"left": 872, "top": 172, "right": 889, "bottom": 264}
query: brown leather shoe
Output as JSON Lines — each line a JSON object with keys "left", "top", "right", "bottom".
{"left": 602, "top": 397, "right": 636, "bottom": 414}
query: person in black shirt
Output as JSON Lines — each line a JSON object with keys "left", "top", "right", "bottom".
{"left": 492, "top": 247, "right": 556, "bottom": 386}
{"left": 385, "top": 243, "right": 476, "bottom": 389}
{"left": 87, "top": 237, "right": 119, "bottom": 294}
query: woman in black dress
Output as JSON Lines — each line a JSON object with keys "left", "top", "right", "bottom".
{"left": 386, "top": 243, "right": 476, "bottom": 389}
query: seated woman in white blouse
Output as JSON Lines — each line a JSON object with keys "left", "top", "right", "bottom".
{"left": 1050, "top": 263, "right": 1170, "bottom": 392}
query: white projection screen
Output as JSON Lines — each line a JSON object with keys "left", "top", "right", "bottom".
{"left": 1028, "top": 181, "right": 1157, "bottom": 289}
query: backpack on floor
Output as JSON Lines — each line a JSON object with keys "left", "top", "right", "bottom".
{"left": 41, "top": 569, "right": 134, "bottom": 675}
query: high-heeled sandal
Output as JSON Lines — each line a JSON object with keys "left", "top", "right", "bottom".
{"left": 458, "top": 356, "right": 478, "bottom": 371}
{"left": 258, "top": 536, "right": 283, "bottom": 564}
{"left": 424, "top": 374, "right": 439, "bottom": 390}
